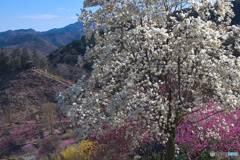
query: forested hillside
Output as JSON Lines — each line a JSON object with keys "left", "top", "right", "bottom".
{"left": 47, "top": 35, "right": 95, "bottom": 82}
{"left": 0, "top": 48, "right": 54, "bottom": 75}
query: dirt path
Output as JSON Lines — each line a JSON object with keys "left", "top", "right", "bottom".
{"left": 32, "top": 69, "right": 72, "bottom": 87}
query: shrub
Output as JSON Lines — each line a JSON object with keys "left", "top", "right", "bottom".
{"left": 36, "top": 136, "right": 59, "bottom": 159}
{"left": 64, "top": 129, "right": 73, "bottom": 137}
{"left": 57, "top": 140, "right": 96, "bottom": 160}
{"left": 21, "top": 144, "right": 36, "bottom": 154}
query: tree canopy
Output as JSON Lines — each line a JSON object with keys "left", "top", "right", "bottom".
{"left": 58, "top": 0, "right": 240, "bottom": 159}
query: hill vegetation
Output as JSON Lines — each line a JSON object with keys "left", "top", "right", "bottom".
{"left": 0, "top": 48, "right": 54, "bottom": 75}
{"left": 47, "top": 35, "right": 95, "bottom": 82}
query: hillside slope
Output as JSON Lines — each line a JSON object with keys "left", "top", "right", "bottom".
{"left": 0, "top": 70, "right": 69, "bottom": 122}
{"left": 47, "top": 36, "right": 95, "bottom": 82}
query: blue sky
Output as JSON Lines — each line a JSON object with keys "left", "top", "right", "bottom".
{"left": 0, "top": 0, "right": 93, "bottom": 32}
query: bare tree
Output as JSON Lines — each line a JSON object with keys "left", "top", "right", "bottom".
{"left": 57, "top": 63, "right": 70, "bottom": 77}
{"left": 41, "top": 102, "right": 57, "bottom": 135}
{"left": 4, "top": 107, "right": 13, "bottom": 126}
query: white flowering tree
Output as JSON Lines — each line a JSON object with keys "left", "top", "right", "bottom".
{"left": 58, "top": 0, "right": 240, "bottom": 159}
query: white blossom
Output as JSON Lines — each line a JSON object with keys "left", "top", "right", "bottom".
{"left": 58, "top": 0, "right": 240, "bottom": 158}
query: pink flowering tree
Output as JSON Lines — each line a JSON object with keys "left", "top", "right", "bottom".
{"left": 176, "top": 104, "right": 240, "bottom": 159}
{"left": 58, "top": 0, "right": 240, "bottom": 159}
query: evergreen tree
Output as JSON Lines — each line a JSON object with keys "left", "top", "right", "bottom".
{"left": 0, "top": 49, "right": 10, "bottom": 74}
{"left": 20, "top": 48, "right": 31, "bottom": 69}
{"left": 10, "top": 48, "right": 21, "bottom": 71}
{"left": 32, "top": 50, "right": 40, "bottom": 68}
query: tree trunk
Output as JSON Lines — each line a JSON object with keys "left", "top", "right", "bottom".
{"left": 50, "top": 115, "right": 53, "bottom": 135}
{"left": 166, "top": 133, "right": 176, "bottom": 160}
{"left": 59, "top": 116, "right": 65, "bottom": 133}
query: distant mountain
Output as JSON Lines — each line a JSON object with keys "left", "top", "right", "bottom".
{"left": 0, "top": 22, "right": 85, "bottom": 56}
{"left": 0, "top": 34, "right": 58, "bottom": 55}
{"left": 45, "top": 22, "right": 84, "bottom": 33}
{"left": 0, "top": 29, "right": 38, "bottom": 40}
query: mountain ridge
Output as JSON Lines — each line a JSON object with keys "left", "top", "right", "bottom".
{"left": 0, "top": 22, "right": 83, "bottom": 36}
{"left": 0, "top": 22, "right": 85, "bottom": 56}
{"left": 44, "top": 22, "right": 84, "bottom": 33}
